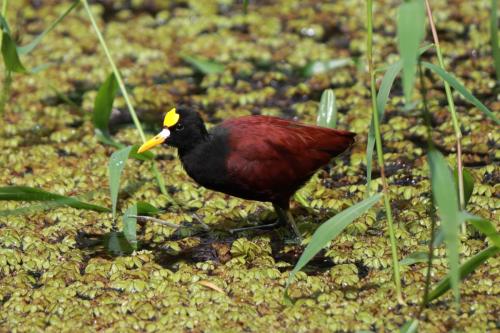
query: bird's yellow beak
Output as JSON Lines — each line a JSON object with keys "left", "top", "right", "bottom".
{"left": 138, "top": 128, "right": 170, "bottom": 153}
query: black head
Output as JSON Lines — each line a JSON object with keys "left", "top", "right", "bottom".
{"left": 137, "top": 107, "right": 208, "bottom": 154}
{"left": 165, "top": 108, "right": 208, "bottom": 152}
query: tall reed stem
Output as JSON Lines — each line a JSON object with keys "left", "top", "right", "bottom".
{"left": 1, "top": 0, "right": 7, "bottom": 16}
{"left": 424, "top": 0, "right": 466, "bottom": 233}
{"left": 417, "top": 61, "right": 437, "bottom": 312}
{"left": 366, "top": 0, "right": 403, "bottom": 304}
{"left": 82, "top": 0, "right": 176, "bottom": 205}
{"left": 81, "top": 0, "right": 145, "bottom": 142}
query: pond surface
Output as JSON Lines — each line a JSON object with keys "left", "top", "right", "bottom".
{"left": 0, "top": 0, "right": 498, "bottom": 331}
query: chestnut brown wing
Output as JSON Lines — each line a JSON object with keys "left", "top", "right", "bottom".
{"left": 221, "top": 116, "right": 355, "bottom": 204}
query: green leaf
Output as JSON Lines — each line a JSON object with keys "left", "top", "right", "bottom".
{"left": 129, "top": 144, "right": 155, "bottom": 161}
{"left": 463, "top": 213, "right": 500, "bottom": 248}
{"left": 102, "top": 231, "right": 134, "bottom": 256}
{"left": 400, "top": 319, "right": 419, "bottom": 333}
{"left": 1, "top": 31, "right": 26, "bottom": 73}
{"left": 302, "top": 58, "right": 352, "bottom": 77}
{"left": 0, "top": 15, "right": 11, "bottom": 34}
{"left": 0, "top": 186, "right": 109, "bottom": 212}
{"left": 366, "top": 44, "right": 433, "bottom": 196}
{"left": 426, "top": 246, "right": 499, "bottom": 303}
{"left": 397, "top": 0, "right": 425, "bottom": 105}
{"left": 137, "top": 202, "right": 162, "bottom": 215}
{"left": 123, "top": 204, "right": 138, "bottom": 250}
{"left": 243, "top": 0, "right": 249, "bottom": 14}
{"left": 16, "top": 1, "right": 79, "bottom": 55}
{"left": 428, "top": 148, "right": 461, "bottom": 306}
{"left": 422, "top": 61, "right": 500, "bottom": 125}
{"left": 109, "top": 146, "right": 133, "bottom": 219}
{"left": 93, "top": 73, "right": 119, "bottom": 140}
{"left": 181, "top": 55, "right": 225, "bottom": 75}
{"left": 399, "top": 251, "right": 429, "bottom": 266}
{"left": 286, "top": 193, "right": 382, "bottom": 288}
{"left": 366, "top": 60, "right": 402, "bottom": 195}
{"left": 453, "top": 167, "right": 474, "bottom": 207}
{"left": 316, "top": 89, "right": 337, "bottom": 128}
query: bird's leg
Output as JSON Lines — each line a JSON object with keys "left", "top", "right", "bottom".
{"left": 273, "top": 204, "right": 302, "bottom": 242}
{"left": 229, "top": 204, "right": 283, "bottom": 234}
{"left": 229, "top": 221, "right": 280, "bottom": 234}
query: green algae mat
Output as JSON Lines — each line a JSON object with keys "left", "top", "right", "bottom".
{"left": 0, "top": 0, "right": 499, "bottom": 332}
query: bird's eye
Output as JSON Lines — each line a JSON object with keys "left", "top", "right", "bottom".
{"left": 176, "top": 123, "right": 184, "bottom": 131}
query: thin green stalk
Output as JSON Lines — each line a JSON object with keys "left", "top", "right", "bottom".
{"left": 81, "top": 0, "right": 145, "bottom": 142}
{"left": 366, "top": 0, "right": 403, "bottom": 304}
{"left": 1, "top": 0, "right": 7, "bottom": 16}
{"left": 1, "top": 0, "right": 9, "bottom": 115}
{"left": 417, "top": 61, "right": 437, "bottom": 313}
{"left": 491, "top": 0, "right": 500, "bottom": 83}
{"left": 424, "top": 0, "right": 466, "bottom": 233}
{"left": 82, "top": 0, "right": 178, "bottom": 207}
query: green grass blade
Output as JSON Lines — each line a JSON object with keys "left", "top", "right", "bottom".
{"left": 102, "top": 231, "right": 134, "bottom": 256}
{"left": 16, "top": 1, "right": 79, "bottom": 55}
{"left": 422, "top": 61, "right": 499, "bottom": 125}
{"left": 463, "top": 213, "right": 500, "bottom": 248}
{"left": 491, "top": 0, "right": 500, "bottom": 82}
{"left": 399, "top": 251, "right": 429, "bottom": 266}
{"left": 400, "top": 319, "right": 419, "bottom": 333}
{"left": 123, "top": 204, "right": 138, "bottom": 250}
{"left": 93, "top": 73, "right": 118, "bottom": 140}
{"left": 428, "top": 148, "right": 461, "bottom": 306}
{"left": 453, "top": 167, "right": 474, "bottom": 207}
{"left": 1, "top": 31, "right": 26, "bottom": 72}
{"left": 397, "top": 0, "right": 425, "bottom": 105}
{"left": 0, "top": 186, "right": 109, "bottom": 212}
{"left": 109, "top": 146, "right": 133, "bottom": 219}
{"left": 302, "top": 58, "right": 352, "bottom": 77}
{"left": 366, "top": 44, "right": 434, "bottom": 196}
{"left": 286, "top": 193, "right": 382, "bottom": 288}
{"left": 425, "top": 246, "right": 499, "bottom": 303}
{"left": 137, "top": 202, "right": 162, "bottom": 215}
{"left": 0, "top": 14, "right": 11, "bottom": 34}
{"left": 181, "top": 55, "right": 224, "bottom": 74}
{"left": 316, "top": 89, "right": 337, "bottom": 128}
{"left": 366, "top": 60, "right": 402, "bottom": 195}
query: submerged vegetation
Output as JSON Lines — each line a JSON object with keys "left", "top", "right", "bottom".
{"left": 0, "top": 0, "right": 499, "bottom": 331}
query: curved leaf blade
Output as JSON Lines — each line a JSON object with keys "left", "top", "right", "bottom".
{"left": 426, "top": 246, "right": 499, "bottom": 303}
{"left": 137, "top": 202, "right": 162, "bottom": 215}
{"left": 302, "top": 58, "right": 352, "bottom": 77}
{"left": 428, "top": 148, "right": 460, "bottom": 305}
{"left": 1, "top": 31, "right": 26, "bottom": 73}
{"left": 316, "top": 89, "right": 337, "bottom": 128}
{"left": 102, "top": 231, "right": 134, "bottom": 256}
{"left": 109, "top": 146, "right": 133, "bottom": 218}
{"left": 463, "top": 213, "right": 500, "bottom": 248}
{"left": 453, "top": 167, "right": 474, "bottom": 207}
{"left": 93, "top": 73, "right": 118, "bottom": 140}
{"left": 0, "top": 186, "right": 109, "bottom": 212}
{"left": 181, "top": 55, "right": 224, "bottom": 75}
{"left": 397, "top": 0, "right": 425, "bottom": 105}
{"left": 17, "top": 1, "right": 80, "bottom": 55}
{"left": 366, "top": 44, "right": 433, "bottom": 196}
{"left": 366, "top": 60, "right": 402, "bottom": 195}
{"left": 286, "top": 193, "right": 382, "bottom": 288}
{"left": 400, "top": 319, "right": 419, "bottom": 333}
{"left": 123, "top": 204, "right": 138, "bottom": 250}
{"left": 422, "top": 61, "right": 499, "bottom": 125}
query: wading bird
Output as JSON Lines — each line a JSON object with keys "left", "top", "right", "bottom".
{"left": 138, "top": 108, "right": 355, "bottom": 239}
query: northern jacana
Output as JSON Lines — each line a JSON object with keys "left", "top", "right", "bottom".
{"left": 138, "top": 108, "right": 356, "bottom": 239}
